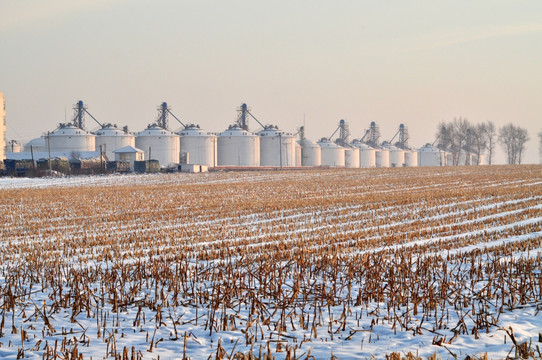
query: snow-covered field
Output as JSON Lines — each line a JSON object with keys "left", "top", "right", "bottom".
{"left": 0, "top": 166, "right": 541, "bottom": 359}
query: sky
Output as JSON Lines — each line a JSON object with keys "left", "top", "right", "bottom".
{"left": 1, "top": 0, "right": 541, "bottom": 164}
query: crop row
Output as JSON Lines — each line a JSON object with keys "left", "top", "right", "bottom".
{"left": 0, "top": 165, "right": 541, "bottom": 359}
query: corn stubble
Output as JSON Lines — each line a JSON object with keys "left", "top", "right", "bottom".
{"left": 0, "top": 166, "right": 541, "bottom": 359}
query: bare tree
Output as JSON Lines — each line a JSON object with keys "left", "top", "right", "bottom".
{"left": 499, "top": 124, "right": 515, "bottom": 164}
{"left": 498, "top": 124, "right": 529, "bottom": 164}
{"left": 538, "top": 129, "right": 542, "bottom": 164}
{"left": 485, "top": 121, "right": 496, "bottom": 165}
{"left": 435, "top": 118, "right": 499, "bottom": 166}
{"left": 516, "top": 127, "right": 528, "bottom": 164}
{"left": 470, "top": 123, "right": 487, "bottom": 165}
{"left": 452, "top": 117, "right": 470, "bottom": 166}
{"left": 435, "top": 118, "right": 477, "bottom": 165}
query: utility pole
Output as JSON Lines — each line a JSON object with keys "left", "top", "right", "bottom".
{"left": 30, "top": 145, "right": 36, "bottom": 174}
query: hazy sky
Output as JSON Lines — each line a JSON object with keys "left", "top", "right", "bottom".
{"left": 2, "top": 0, "right": 541, "bottom": 163}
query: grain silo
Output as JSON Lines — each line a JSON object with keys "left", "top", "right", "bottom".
{"left": 375, "top": 148, "right": 390, "bottom": 168}
{"left": 458, "top": 152, "right": 475, "bottom": 166}
{"left": 95, "top": 124, "right": 135, "bottom": 160}
{"left": 178, "top": 124, "right": 217, "bottom": 167}
{"left": 135, "top": 124, "right": 180, "bottom": 168}
{"left": 299, "top": 138, "right": 321, "bottom": 166}
{"left": 344, "top": 147, "right": 360, "bottom": 168}
{"left": 295, "top": 142, "right": 302, "bottom": 167}
{"left": 351, "top": 140, "right": 376, "bottom": 168}
{"left": 475, "top": 154, "right": 486, "bottom": 166}
{"left": 446, "top": 152, "right": 455, "bottom": 166}
{"left": 386, "top": 145, "right": 405, "bottom": 168}
{"left": 258, "top": 126, "right": 296, "bottom": 167}
{"left": 217, "top": 125, "right": 260, "bottom": 167}
{"left": 24, "top": 137, "right": 48, "bottom": 152}
{"left": 48, "top": 124, "right": 96, "bottom": 153}
{"left": 418, "top": 144, "right": 445, "bottom": 166}
{"left": 404, "top": 150, "right": 418, "bottom": 167}
{"left": 317, "top": 138, "right": 345, "bottom": 167}
{"left": 153, "top": 102, "right": 217, "bottom": 166}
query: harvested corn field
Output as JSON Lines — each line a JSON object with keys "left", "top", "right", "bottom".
{"left": 0, "top": 166, "right": 541, "bottom": 359}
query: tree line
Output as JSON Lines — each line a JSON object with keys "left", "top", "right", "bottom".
{"left": 436, "top": 118, "right": 533, "bottom": 165}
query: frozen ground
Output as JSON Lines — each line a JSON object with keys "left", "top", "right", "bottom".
{"left": 0, "top": 166, "right": 541, "bottom": 359}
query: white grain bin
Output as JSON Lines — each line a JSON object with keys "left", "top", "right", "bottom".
{"left": 345, "top": 147, "right": 360, "bottom": 168}
{"left": 404, "top": 150, "right": 418, "bottom": 167}
{"left": 300, "top": 138, "right": 321, "bottom": 166}
{"left": 387, "top": 146, "right": 405, "bottom": 167}
{"left": 135, "top": 124, "right": 180, "bottom": 168}
{"left": 94, "top": 124, "right": 135, "bottom": 161}
{"left": 257, "top": 126, "right": 296, "bottom": 167}
{"left": 317, "top": 138, "right": 345, "bottom": 167}
{"left": 476, "top": 154, "right": 486, "bottom": 165}
{"left": 217, "top": 125, "right": 260, "bottom": 167}
{"left": 24, "top": 138, "right": 46, "bottom": 152}
{"left": 295, "top": 142, "right": 302, "bottom": 167}
{"left": 177, "top": 124, "right": 217, "bottom": 167}
{"left": 49, "top": 124, "right": 95, "bottom": 153}
{"left": 351, "top": 140, "right": 376, "bottom": 168}
{"left": 418, "top": 144, "right": 445, "bottom": 166}
{"left": 24, "top": 137, "right": 48, "bottom": 152}
{"left": 375, "top": 148, "right": 390, "bottom": 168}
